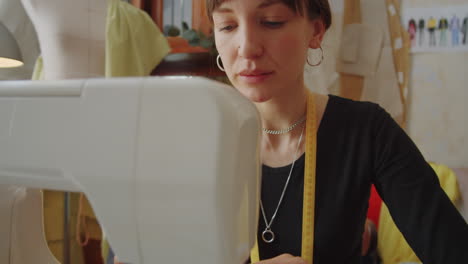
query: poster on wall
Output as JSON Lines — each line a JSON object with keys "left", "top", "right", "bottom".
{"left": 401, "top": 5, "right": 468, "bottom": 53}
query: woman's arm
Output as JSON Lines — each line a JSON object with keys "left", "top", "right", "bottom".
{"left": 371, "top": 106, "right": 468, "bottom": 263}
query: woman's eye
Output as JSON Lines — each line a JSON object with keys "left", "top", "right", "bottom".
{"left": 219, "top": 25, "right": 236, "bottom": 32}
{"left": 262, "top": 21, "right": 286, "bottom": 29}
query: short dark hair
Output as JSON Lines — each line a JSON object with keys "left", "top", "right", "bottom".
{"left": 205, "top": 0, "right": 332, "bottom": 30}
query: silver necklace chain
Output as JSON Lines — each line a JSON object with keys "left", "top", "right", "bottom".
{"left": 263, "top": 116, "right": 306, "bottom": 135}
{"left": 260, "top": 125, "right": 305, "bottom": 243}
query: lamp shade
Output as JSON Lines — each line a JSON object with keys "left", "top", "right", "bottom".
{"left": 0, "top": 21, "right": 23, "bottom": 68}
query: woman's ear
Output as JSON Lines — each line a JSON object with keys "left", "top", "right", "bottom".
{"left": 308, "top": 19, "right": 326, "bottom": 49}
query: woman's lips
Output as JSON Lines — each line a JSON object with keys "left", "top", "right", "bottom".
{"left": 238, "top": 71, "right": 274, "bottom": 84}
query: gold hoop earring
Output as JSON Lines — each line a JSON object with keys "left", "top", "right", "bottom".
{"left": 306, "top": 46, "right": 324, "bottom": 67}
{"left": 216, "top": 54, "right": 225, "bottom": 72}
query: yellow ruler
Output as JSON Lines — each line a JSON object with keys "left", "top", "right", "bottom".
{"left": 251, "top": 92, "right": 317, "bottom": 263}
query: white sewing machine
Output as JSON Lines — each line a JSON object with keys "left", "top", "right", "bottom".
{"left": 0, "top": 77, "right": 261, "bottom": 264}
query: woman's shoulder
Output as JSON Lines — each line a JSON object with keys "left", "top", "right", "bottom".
{"left": 325, "top": 94, "right": 386, "bottom": 120}
{"left": 319, "top": 94, "right": 399, "bottom": 144}
{"left": 316, "top": 94, "right": 397, "bottom": 138}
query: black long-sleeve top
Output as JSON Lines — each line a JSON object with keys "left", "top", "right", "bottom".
{"left": 258, "top": 95, "right": 468, "bottom": 263}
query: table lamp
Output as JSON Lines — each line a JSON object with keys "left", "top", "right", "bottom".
{"left": 0, "top": 21, "right": 23, "bottom": 68}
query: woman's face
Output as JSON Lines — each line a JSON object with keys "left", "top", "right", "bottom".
{"left": 212, "top": 0, "right": 324, "bottom": 103}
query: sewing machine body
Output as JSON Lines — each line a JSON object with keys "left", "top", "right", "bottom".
{"left": 0, "top": 77, "right": 260, "bottom": 264}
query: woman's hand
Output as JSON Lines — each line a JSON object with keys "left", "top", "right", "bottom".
{"left": 257, "top": 254, "right": 307, "bottom": 264}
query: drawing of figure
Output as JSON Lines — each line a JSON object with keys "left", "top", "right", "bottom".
{"left": 450, "top": 14, "right": 460, "bottom": 46}
{"left": 418, "top": 18, "right": 425, "bottom": 46}
{"left": 408, "top": 19, "right": 417, "bottom": 47}
{"left": 439, "top": 17, "right": 448, "bottom": 46}
{"left": 427, "top": 16, "right": 437, "bottom": 46}
{"left": 462, "top": 15, "right": 468, "bottom": 45}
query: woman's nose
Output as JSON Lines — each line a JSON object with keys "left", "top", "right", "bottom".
{"left": 237, "top": 26, "right": 263, "bottom": 59}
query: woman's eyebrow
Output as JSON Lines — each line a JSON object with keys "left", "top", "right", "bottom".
{"left": 215, "top": 0, "right": 282, "bottom": 14}
{"left": 214, "top": 6, "right": 233, "bottom": 14}
{"left": 257, "top": 0, "right": 283, "bottom": 9}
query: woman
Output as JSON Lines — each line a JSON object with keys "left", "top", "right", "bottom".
{"left": 207, "top": 0, "right": 468, "bottom": 263}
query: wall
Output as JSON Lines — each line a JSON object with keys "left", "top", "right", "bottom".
{"left": 308, "top": 0, "right": 468, "bottom": 168}
{"left": 402, "top": 0, "right": 468, "bottom": 168}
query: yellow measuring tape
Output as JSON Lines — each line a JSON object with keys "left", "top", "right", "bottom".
{"left": 250, "top": 92, "right": 317, "bottom": 263}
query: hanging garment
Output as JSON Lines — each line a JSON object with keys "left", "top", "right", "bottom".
{"left": 105, "top": 0, "right": 170, "bottom": 77}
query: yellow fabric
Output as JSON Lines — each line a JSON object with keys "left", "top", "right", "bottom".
{"left": 105, "top": 0, "right": 170, "bottom": 77}
{"left": 377, "top": 162, "right": 461, "bottom": 264}
{"left": 101, "top": 238, "right": 110, "bottom": 263}
{"left": 32, "top": 55, "right": 44, "bottom": 81}
{"left": 251, "top": 93, "right": 317, "bottom": 263}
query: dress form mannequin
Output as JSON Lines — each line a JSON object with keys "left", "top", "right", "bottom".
{"left": 21, "top": 0, "right": 108, "bottom": 80}
{"left": 14, "top": 1, "right": 108, "bottom": 263}
{"left": 0, "top": 186, "right": 60, "bottom": 264}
